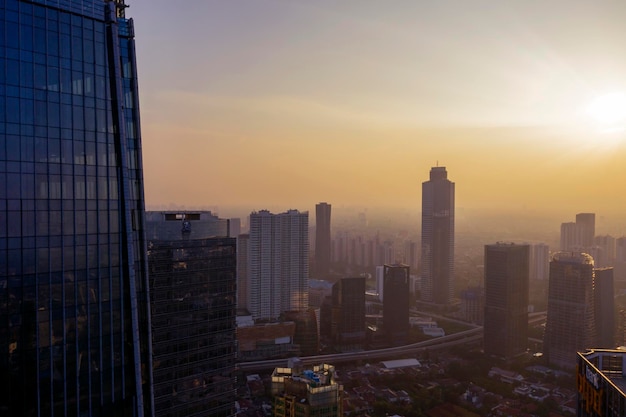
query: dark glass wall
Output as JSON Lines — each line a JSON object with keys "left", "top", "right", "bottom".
{"left": 148, "top": 238, "right": 237, "bottom": 417}
{"left": 0, "top": 1, "right": 152, "bottom": 415}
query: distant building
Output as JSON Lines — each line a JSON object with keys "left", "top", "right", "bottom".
{"left": 594, "top": 268, "right": 615, "bottom": 348}
{"left": 315, "top": 203, "right": 332, "bottom": 276}
{"left": 577, "top": 349, "right": 626, "bottom": 417}
{"left": 330, "top": 277, "right": 366, "bottom": 351}
{"left": 148, "top": 237, "right": 237, "bottom": 417}
{"left": 616, "top": 237, "right": 626, "bottom": 281}
{"left": 284, "top": 309, "right": 320, "bottom": 356}
{"left": 576, "top": 213, "right": 596, "bottom": 248}
{"left": 375, "top": 265, "right": 385, "bottom": 302}
{"left": 237, "top": 322, "right": 297, "bottom": 361}
{"left": 421, "top": 166, "right": 455, "bottom": 305}
{"left": 560, "top": 222, "right": 580, "bottom": 251}
{"left": 460, "top": 287, "right": 484, "bottom": 325}
{"left": 383, "top": 264, "right": 410, "bottom": 345}
{"left": 271, "top": 363, "right": 343, "bottom": 417}
{"left": 237, "top": 233, "right": 250, "bottom": 311}
{"left": 544, "top": 252, "right": 596, "bottom": 369}
{"left": 483, "top": 243, "right": 530, "bottom": 358}
{"left": 530, "top": 243, "right": 550, "bottom": 281}
{"left": 559, "top": 213, "right": 595, "bottom": 252}
{"left": 593, "top": 235, "right": 616, "bottom": 268}
{"left": 248, "top": 210, "right": 309, "bottom": 320}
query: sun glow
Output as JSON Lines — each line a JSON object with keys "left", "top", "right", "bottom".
{"left": 586, "top": 92, "right": 626, "bottom": 126}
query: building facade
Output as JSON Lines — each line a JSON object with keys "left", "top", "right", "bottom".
{"left": 383, "top": 264, "right": 410, "bottom": 345}
{"left": 145, "top": 211, "right": 229, "bottom": 241}
{"left": 248, "top": 210, "right": 309, "bottom": 321}
{"left": 483, "top": 243, "right": 530, "bottom": 358}
{"left": 0, "top": 1, "right": 153, "bottom": 415}
{"left": 421, "top": 166, "right": 455, "bottom": 305}
{"left": 272, "top": 363, "right": 343, "bottom": 417}
{"left": 148, "top": 237, "right": 237, "bottom": 417}
{"left": 594, "top": 268, "right": 616, "bottom": 349}
{"left": 315, "top": 202, "right": 331, "bottom": 277}
{"left": 544, "top": 252, "right": 596, "bottom": 369}
{"left": 330, "top": 277, "right": 366, "bottom": 351}
{"left": 577, "top": 349, "right": 626, "bottom": 417}
{"left": 530, "top": 243, "right": 550, "bottom": 281}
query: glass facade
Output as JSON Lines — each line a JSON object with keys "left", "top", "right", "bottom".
{"left": 0, "top": 0, "right": 152, "bottom": 415}
{"left": 148, "top": 237, "right": 237, "bottom": 417}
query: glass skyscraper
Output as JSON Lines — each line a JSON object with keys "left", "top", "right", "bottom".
{"left": 0, "top": 1, "right": 152, "bottom": 415}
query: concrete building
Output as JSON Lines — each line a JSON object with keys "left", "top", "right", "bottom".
{"left": 576, "top": 213, "right": 596, "bottom": 248}
{"left": 530, "top": 243, "right": 550, "bottom": 281}
{"left": 421, "top": 166, "right": 455, "bottom": 305}
{"left": 544, "top": 252, "right": 596, "bottom": 369}
{"left": 272, "top": 363, "right": 343, "bottom": 417}
{"left": 248, "top": 210, "right": 309, "bottom": 321}
{"left": 483, "top": 243, "right": 530, "bottom": 358}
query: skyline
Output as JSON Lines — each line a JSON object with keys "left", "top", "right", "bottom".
{"left": 132, "top": 1, "right": 626, "bottom": 215}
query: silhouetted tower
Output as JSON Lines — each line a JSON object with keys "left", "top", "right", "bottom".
{"left": 544, "top": 252, "right": 596, "bottom": 369}
{"left": 331, "top": 277, "right": 366, "bottom": 351}
{"left": 594, "top": 267, "right": 615, "bottom": 348}
{"left": 576, "top": 213, "right": 596, "bottom": 248}
{"left": 484, "top": 243, "right": 530, "bottom": 358}
{"left": 316, "top": 203, "right": 332, "bottom": 276}
{"left": 383, "top": 264, "right": 410, "bottom": 345}
{"left": 421, "top": 166, "right": 455, "bottom": 305}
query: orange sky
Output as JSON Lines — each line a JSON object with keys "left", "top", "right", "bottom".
{"left": 131, "top": 1, "right": 626, "bottom": 216}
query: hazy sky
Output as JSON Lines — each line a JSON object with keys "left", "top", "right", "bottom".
{"left": 130, "top": 1, "right": 626, "bottom": 216}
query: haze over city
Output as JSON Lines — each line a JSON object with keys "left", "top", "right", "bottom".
{"left": 133, "top": 0, "right": 626, "bottom": 217}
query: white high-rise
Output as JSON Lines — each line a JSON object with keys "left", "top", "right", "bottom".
{"left": 248, "top": 210, "right": 309, "bottom": 320}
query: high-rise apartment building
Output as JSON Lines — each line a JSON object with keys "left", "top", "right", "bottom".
{"left": 248, "top": 210, "right": 309, "bottom": 321}
{"left": 383, "top": 264, "right": 410, "bottom": 345}
{"left": 544, "top": 252, "right": 596, "bottom": 369}
{"left": 315, "top": 202, "right": 331, "bottom": 277}
{"left": 483, "top": 243, "right": 530, "bottom": 358}
{"left": 530, "top": 243, "right": 549, "bottom": 281}
{"left": 421, "top": 166, "right": 455, "bottom": 305}
{"left": 593, "top": 235, "right": 616, "bottom": 268}
{"left": 148, "top": 236, "right": 237, "bottom": 417}
{"left": 576, "top": 213, "right": 596, "bottom": 248}
{"left": 560, "top": 213, "right": 596, "bottom": 251}
{"left": 0, "top": 1, "right": 152, "bottom": 415}
{"left": 330, "top": 277, "right": 366, "bottom": 351}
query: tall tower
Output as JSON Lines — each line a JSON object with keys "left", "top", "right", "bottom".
{"left": 576, "top": 213, "right": 596, "bottom": 248}
{"left": 421, "top": 166, "right": 455, "bottom": 305}
{"left": 530, "top": 243, "right": 550, "bottom": 281}
{"left": 594, "top": 267, "right": 615, "bottom": 348}
{"left": 544, "top": 252, "right": 596, "bottom": 369}
{"left": 237, "top": 233, "right": 250, "bottom": 311}
{"left": 483, "top": 243, "right": 530, "bottom": 358}
{"left": 383, "top": 264, "right": 410, "bottom": 345}
{"left": 248, "top": 210, "right": 309, "bottom": 321}
{"left": 0, "top": 1, "right": 153, "bottom": 416}
{"left": 148, "top": 232, "right": 237, "bottom": 417}
{"left": 315, "top": 202, "right": 332, "bottom": 277}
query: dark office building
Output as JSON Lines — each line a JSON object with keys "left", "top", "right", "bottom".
{"left": 544, "top": 252, "right": 596, "bottom": 370}
{"left": 149, "top": 237, "right": 237, "bottom": 417}
{"left": 483, "top": 243, "right": 530, "bottom": 358}
{"left": 383, "top": 264, "right": 410, "bottom": 345}
{"left": 315, "top": 202, "right": 332, "bottom": 276}
{"left": 0, "top": 1, "right": 153, "bottom": 415}
{"left": 283, "top": 309, "right": 319, "bottom": 356}
{"left": 330, "top": 277, "right": 365, "bottom": 351}
{"left": 577, "top": 349, "right": 626, "bottom": 417}
{"left": 421, "top": 166, "right": 455, "bottom": 305}
{"left": 594, "top": 267, "right": 615, "bottom": 348}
